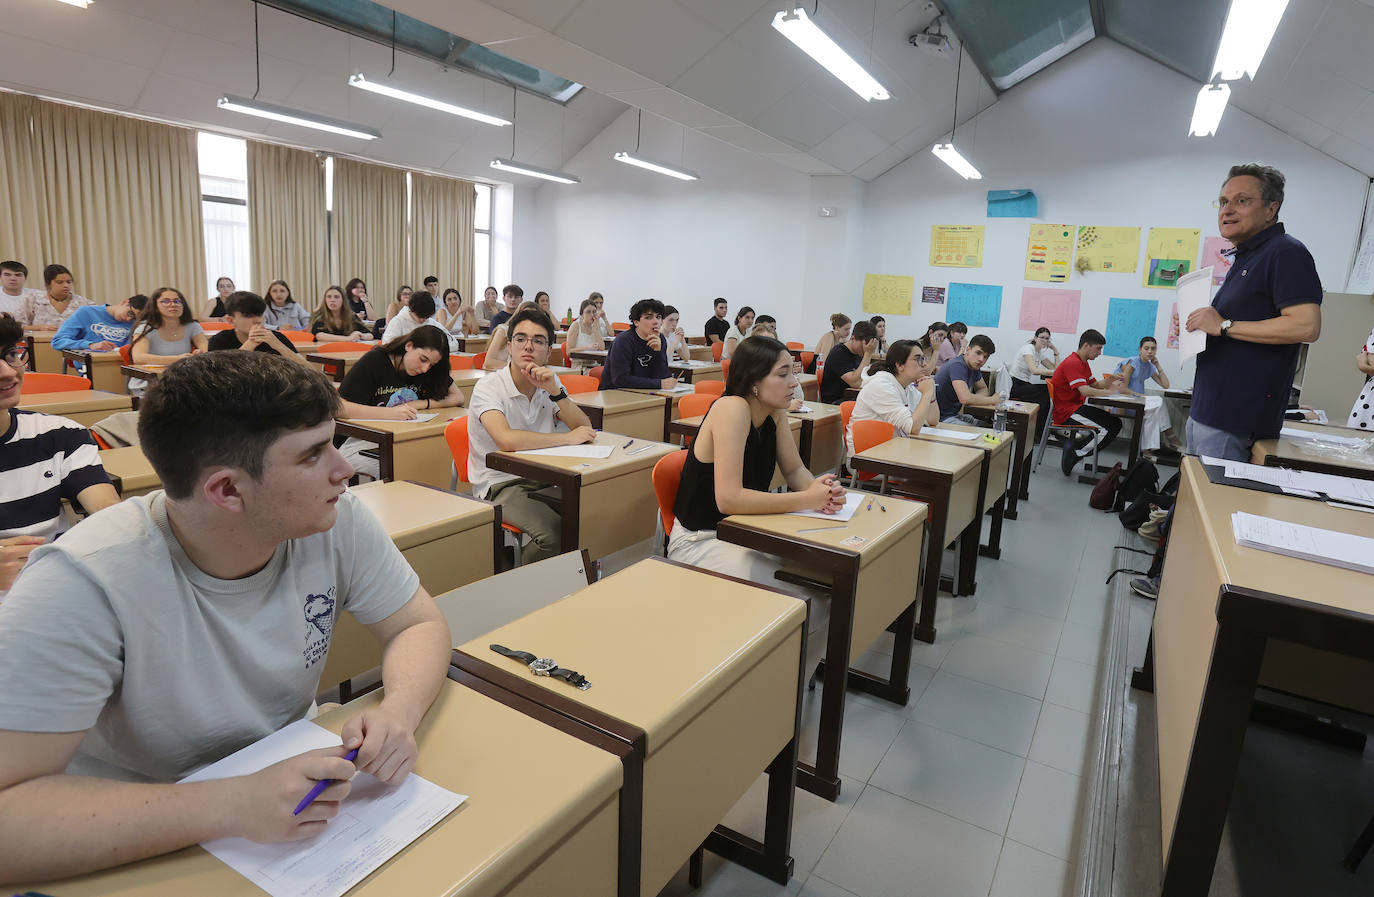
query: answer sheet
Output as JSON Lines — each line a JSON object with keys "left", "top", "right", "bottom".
{"left": 788, "top": 491, "right": 865, "bottom": 522}
{"left": 1173, "top": 268, "right": 1212, "bottom": 365}
{"left": 181, "top": 719, "right": 465, "bottom": 897}
{"left": 922, "top": 426, "right": 984, "bottom": 441}
{"left": 1231, "top": 512, "right": 1374, "bottom": 575}
{"left": 343, "top": 413, "right": 439, "bottom": 423}
{"left": 515, "top": 444, "right": 615, "bottom": 459}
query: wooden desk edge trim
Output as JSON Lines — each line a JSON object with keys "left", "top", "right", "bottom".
{"left": 714, "top": 520, "right": 858, "bottom": 575}
{"left": 398, "top": 480, "right": 504, "bottom": 574}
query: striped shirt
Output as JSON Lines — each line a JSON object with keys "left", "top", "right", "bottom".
{"left": 1, "top": 410, "right": 110, "bottom": 540}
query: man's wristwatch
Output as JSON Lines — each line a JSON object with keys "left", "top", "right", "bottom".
{"left": 1220, "top": 319, "right": 1234, "bottom": 337}
{"left": 489, "top": 644, "right": 592, "bottom": 690}
{"left": 549, "top": 389, "right": 569, "bottom": 402}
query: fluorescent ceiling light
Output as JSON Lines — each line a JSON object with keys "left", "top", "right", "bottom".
{"left": 489, "top": 158, "right": 580, "bottom": 185}
{"left": 771, "top": 7, "right": 889, "bottom": 102}
{"left": 348, "top": 74, "right": 511, "bottom": 127}
{"left": 613, "top": 151, "right": 699, "bottom": 181}
{"left": 1211, "top": 0, "right": 1289, "bottom": 80}
{"left": 53, "top": 0, "right": 92, "bottom": 6}
{"left": 931, "top": 143, "right": 982, "bottom": 179}
{"left": 1189, "top": 82, "right": 1231, "bottom": 137}
{"left": 216, "top": 94, "right": 380, "bottom": 140}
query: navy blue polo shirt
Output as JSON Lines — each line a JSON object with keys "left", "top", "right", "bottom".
{"left": 1191, "top": 222, "right": 1321, "bottom": 440}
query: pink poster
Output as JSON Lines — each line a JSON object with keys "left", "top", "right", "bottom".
{"left": 1201, "top": 236, "right": 1234, "bottom": 285}
{"left": 1019, "top": 287, "right": 1081, "bottom": 334}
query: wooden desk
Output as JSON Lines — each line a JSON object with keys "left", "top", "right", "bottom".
{"left": 913, "top": 424, "right": 1013, "bottom": 559}
{"left": 850, "top": 438, "right": 983, "bottom": 643}
{"left": 1152, "top": 458, "right": 1374, "bottom": 895}
{"left": 455, "top": 335, "right": 491, "bottom": 353}
{"left": 718, "top": 494, "right": 927, "bottom": 800}
{"left": 18, "top": 389, "right": 133, "bottom": 426}
{"left": 1089, "top": 394, "right": 1145, "bottom": 468}
{"left": 965, "top": 399, "right": 1039, "bottom": 518}
{"left": 798, "top": 373, "right": 819, "bottom": 403}
{"left": 485, "top": 432, "right": 675, "bottom": 560}
{"left": 120, "top": 363, "right": 169, "bottom": 387}
{"left": 789, "top": 403, "right": 844, "bottom": 475}
{"left": 572, "top": 348, "right": 609, "bottom": 366}
{"left": 306, "top": 349, "right": 368, "bottom": 382}
{"left": 100, "top": 445, "right": 159, "bottom": 498}
{"left": 688, "top": 344, "right": 714, "bottom": 361}
{"left": 572, "top": 391, "right": 669, "bottom": 442}
{"left": 320, "top": 481, "right": 499, "bottom": 692}
{"left": 334, "top": 407, "right": 468, "bottom": 489}
{"left": 452, "top": 369, "right": 487, "bottom": 405}
{"left": 22, "top": 678, "right": 626, "bottom": 897}
{"left": 60, "top": 348, "right": 127, "bottom": 393}
{"left": 1251, "top": 421, "right": 1374, "bottom": 481}
{"left": 452, "top": 556, "right": 807, "bottom": 895}
{"left": 669, "top": 361, "right": 722, "bottom": 383}
{"left": 24, "top": 330, "right": 61, "bottom": 373}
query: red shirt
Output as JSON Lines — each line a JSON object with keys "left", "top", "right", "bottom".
{"left": 1050, "top": 351, "right": 1096, "bottom": 424}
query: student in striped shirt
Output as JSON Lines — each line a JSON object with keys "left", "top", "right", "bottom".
{"left": 0, "top": 314, "right": 119, "bottom": 591}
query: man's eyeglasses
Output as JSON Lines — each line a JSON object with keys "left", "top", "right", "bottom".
{"left": 1213, "top": 195, "right": 1262, "bottom": 211}
{"left": 509, "top": 334, "right": 549, "bottom": 349}
{"left": 2, "top": 345, "right": 29, "bottom": 370}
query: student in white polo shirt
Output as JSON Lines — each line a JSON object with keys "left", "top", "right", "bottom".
{"left": 466, "top": 305, "right": 595, "bottom": 563}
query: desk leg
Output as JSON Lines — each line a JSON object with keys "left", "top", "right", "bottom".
{"left": 1004, "top": 417, "right": 1028, "bottom": 519}
{"left": 915, "top": 507, "right": 945, "bottom": 643}
{"left": 979, "top": 494, "right": 1005, "bottom": 560}
{"left": 559, "top": 485, "right": 582, "bottom": 555}
{"left": 378, "top": 441, "right": 395, "bottom": 483}
{"left": 796, "top": 570, "right": 855, "bottom": 802}
{"left": 823, "top": 595, "right": 916, "bottom": 707}
{"left": 1131, "top": 630, "right": 1154, "bottom": 693}
{"left": 1127, "top": 407, "right": 1142, "bottom": 468}
{"left": 957, "top": 518, "right": 979, "bottom": 595}
{"left": 797, "top": 419, "right": 814, "bottom": 471}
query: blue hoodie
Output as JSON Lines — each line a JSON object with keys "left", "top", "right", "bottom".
{"left": 52, "top": 305, "right": 134, "bottom": 351}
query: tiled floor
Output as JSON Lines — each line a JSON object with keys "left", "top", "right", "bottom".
{"left": 657, "top": 447, "right": 1136, "bottom": 897}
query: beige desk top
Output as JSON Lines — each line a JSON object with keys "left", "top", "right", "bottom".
{"left": 459, "top": 557, "right": 805, "bottom": 753}
{"left": 913, "top": 422, "right": 1013, "bottom": 457}
{"left": 100, "top": 446, "right": 158, "bottom": 492}
{"left": 675, "top": 413, "right": 804, "bottom": 436}
{"left": 24, "top": 330, "right": 54, "bottom": 342}
{"left": 1253, "top": 432, "right": 1374, "bottom": 475}
{"left": 22, "top": 680, "right": 623, "bottom": 897}
{"left": 669, "top": 361, "right": 723, "bottom": 375}
{"left": 305, "top": 350, "right": 369, "bottom": 363}
{"left": 350, "top": 480, "right": 494, "bottom": 549}
{"left": 488, "top": 432, "right": 676, "bottom": 486}
{"left": 338, "top": 407, "right": 467, "bottom": 442}
{"left": 721, "top": 491, "right": 928, "bottom": 568}
{"left": 452, "top": 369, "right": 487, "bottom": 389}
{"left": 571, "top": 390, "right": 667, "bottom": 412}
{"left": 853, "top": 435, "right": 983, "bottom": 477}
{"left": 788, "top": 402, "right": 844, "bottom": 423}
{"left": 798, "top": 373, "right": 818, "bottom": 389}
{"left": 18, "top": 389, "right": 133, "bottom": 414}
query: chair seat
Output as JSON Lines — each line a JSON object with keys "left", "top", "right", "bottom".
{"left": 500, "top": 521, "right": 526, "bottom": 536}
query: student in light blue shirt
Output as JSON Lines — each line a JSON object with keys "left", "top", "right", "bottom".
{"left": 1112, "top": 336, "right": 1179, "bottom": 453}
{"left": 51, "top": 296, "right": 139, "bottom": 352}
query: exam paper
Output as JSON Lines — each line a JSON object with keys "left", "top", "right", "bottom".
{"left": 788, "top": 491, "right": 864, "bottom": 521}
{"left": 922, "top": 426, "right": 984, "bottom": 442}
{"left": 1221, "top": 460, "right": 1374, "bottom": 507}
{"left": 516, "top": 444, "right": 615, "bottom": 459}
{"left": 1231, "top": 511, "right": 1374, "bottom": 575}
{"left": 344, "top": 413, "right": 438, "bottom": 423}
{"left": 1174, "top": 268, "right": 1212, "bottom": 365}
{"left": 181, "top": 720, "right": 465, "bottom": 897}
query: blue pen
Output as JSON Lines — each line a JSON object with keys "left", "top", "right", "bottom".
{"left": 292, "top": 747, "right": 359, "bottom": 816}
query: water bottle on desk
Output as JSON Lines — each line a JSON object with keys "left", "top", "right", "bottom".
{"left": 993, "top": 364, "right": 1011, "bottom": 435}
{"left": 993, "top": 403, "right": 1007, "bottom": 435}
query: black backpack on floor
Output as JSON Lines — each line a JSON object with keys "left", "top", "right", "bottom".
{"left": 1114, "top": 457, "right": 1159, "bottom": 511}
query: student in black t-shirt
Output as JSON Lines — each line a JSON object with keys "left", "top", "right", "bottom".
{"left": 704, "top": 297, "right": 729, "bottom": 345}
{"left": 820, "top": 319, "right": 877, "bottom": 404}
{"left": 206, "top": 292, "right": 305, "bottom": 360}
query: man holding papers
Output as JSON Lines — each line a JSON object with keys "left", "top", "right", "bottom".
{"left": 467, "top": 304, "right": 596, "bottom": 563}
{"left": 0, "top": 352, "right": 451, "bottom": 881}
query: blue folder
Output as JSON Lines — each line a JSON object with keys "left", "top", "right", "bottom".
{"left": 986, "top": 189, "right": 1037, "bottom": 218}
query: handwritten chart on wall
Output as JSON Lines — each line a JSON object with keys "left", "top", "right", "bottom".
{"left": 1019, "top": 287, "right": 1081, "bottom": 334}
{"left": 1201, "top": 236, "right": 1234, "bottom": 285}
{"left": 930, "top": 225, "right": 985, "bottom": 267}
{"left": 1025, "top": 224, "right": 1075, "bottom": 282}
{"left": 1143, "top": 227, "right": 1200, "bottom": 288}
{"left": 947, "top": 283, "right": 1003, "bottom": 327}
{"left": 862, "top": 274, "right": 915, "bottom": 315}
{"left": 1105, "top": 297, "right": 1159, "bottom": 357}
{"left": 1075, "top": 226, "right": 1140, "bottom": 273}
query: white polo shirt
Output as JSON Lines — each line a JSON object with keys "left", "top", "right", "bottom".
{"left": 466, "top": 365, "right": 566, "bottom": 498}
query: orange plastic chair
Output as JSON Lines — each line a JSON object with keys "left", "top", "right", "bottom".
{"left": 24, "top": 372, "right": 91, "bottom": 392}
{"left": 694, "top": 380, "right": 725, "bottom": 397}
{"left": 472, "top": 352, "right": 487, "bottom": 369}
{"left": 559, "top": 374, "right": 600, "bottom": 395}
{"left": 443, "top": 417, "right": 530, "bottom": 567}
{"left": 278, "top": 329, "right": 315, "bottom": 343}
{"left": 201, "top": 321, "right": 232, "bottom": 331}
{"left": 786, "top": 341, "right": 804, "bottom": 351}
{"left": 588, "top": 365, "right": 604, "bottom": 382}
{"left": 651, "top": 449, "right": 689, "bottom": 550}
{"left": 451, "top": 355, "right": 476, "bottom": 370}
{"left": 90, "top": 429, "right": 112, "bottom": 450}
{"left": 850, "top": 420, "right": 896, "bottom": 488}
{"left": 840, "top": 400, "right": 856, "bottom": 430}
{"left": 801, "top": 351, "right": 814, "bottom": 371}
{"left": 316, "top": 341, "right": 372, "bottom": 353}
{"left": 118, "top": 345, "right": 133, "bottom": 364}
{"left": 561, "top": 342, "right": 570, "bottom": 367}
{"left": 612, "top": 322, "right": 631, "bottom": 333}
{"left": 712, "top": 342, "right": 724, "bottom": 362}
{"left": 720, "top": 359, "right": 730, "bottom": 379}
{"left": 678, "top": 393, "right": 717, "bottom": 419}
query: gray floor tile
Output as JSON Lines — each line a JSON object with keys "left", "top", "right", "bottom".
{"left": 797, "top": 877, "right": 860, "bottom": 897}
{"left": 971, "top": 601, "right": 1066, "bottom": 654}
{"left": 1043, "top": 655, "right": 1099, "bottom": 714}
{"left": 912, "top": 671, "right": 1043, "bottom": 756}
{"left": 1028, "top": 701, "right": 1093, "bottom": 777}
{"left": 713, "top": 771, "right": 867, "bottom": 882}
{"left": 797, "top": 691, "right": 906, "bottom": 782}
{"left": 941, "top": 635, "right": 1055, "bottom": 699}
{"left": 1006, "top": 761, "right": 1085, "bottom": 861}
{"left": 1056, "top": 618, "right": 1107, "bottom": 666}
{"left": 990, "top": 839, "right": 1073, "bottom": 897}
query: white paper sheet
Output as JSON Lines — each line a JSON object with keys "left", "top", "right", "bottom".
{"left": 1174, "top": 267, "right": 1213, "bottom": 365}
{"left": 1231, "top": 511, "right": 1374, "bottom": 575}
{"left": 181, "top": 720, "right": 465, "bottom": 897}
{"left": 787, "top": 491, "right": 864, "bottom": 521}
{"left": 1279, "top": 427, "right": 1371, "bottom": 449}
{"left": 923, "top": 426, "right": 984, "bottom": 441}
{"left": 344, "top": 413, "right": 438, "bottom": 423}
{"left": 515, "top": 444, "right": 615, "bottom": 459}
{"left": 1221, "top": 460, "right": 1374, "bottom": 507}
{"left": 789, "top": 405, "right": 814, "bottom": 414}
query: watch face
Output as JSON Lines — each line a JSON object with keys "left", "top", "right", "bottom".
{"left": 529, "top": 657, "right": 558, "bottom": 675}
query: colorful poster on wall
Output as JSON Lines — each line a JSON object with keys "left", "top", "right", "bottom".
{"left": 861, "top": 274, "right": 915, "bottom": 315}
{"left": 1075, "top": 226, "right": 1140, "bottom": 273}
{"left": 1143, "top": 227, "right": 1201, "bottom": 288}
{"left": 947, "top": 283, "right": 1003, "bottom": 327}
{"left": 1019, "top": 287, "right": 1081, "bottom": 334}
{"left": 1200, "top": 236, "right": 1234, "bottom": 285}
{"left": 930, "top": 225, "right": 985, "bottom": 268}
{"left": 1024, "top": 224, "right": 1075, "bottom": 282}
{"left": 922, "top": 286, "right": 946, "bottom": 304}
{"left": 1105, "top": 297, "right": 1160, "bottom": 357}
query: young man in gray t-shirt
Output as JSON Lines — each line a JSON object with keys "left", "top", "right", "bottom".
{"left": 0, "top": 352, "right": 451, "bottom": 882}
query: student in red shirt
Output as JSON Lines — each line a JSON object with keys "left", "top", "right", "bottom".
{"left": 1049, "top": 329, "right": 1126, "bottom": 475}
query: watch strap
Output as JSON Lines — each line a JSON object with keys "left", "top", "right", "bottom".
{"left": 549, "top": 666, "right": 592, "bottom": 691}
{"left": 489, "top": 643, "right": 538, "bottom": 665}
{"left": 550, "top": 389, "right": 569, "bottom": 402}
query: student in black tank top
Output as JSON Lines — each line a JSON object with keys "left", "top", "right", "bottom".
{"left": 668, "top": 335, "right": 846, "bottom": 585}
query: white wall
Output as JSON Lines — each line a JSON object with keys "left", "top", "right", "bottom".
{"left": 860, "top": 38, "right": 1369, "bottom": 387}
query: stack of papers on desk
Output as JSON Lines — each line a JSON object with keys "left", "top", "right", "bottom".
{"left": 923, "top": 427, "right": 983, "bottom": 441}
{"left": 1231, "top": 511, "right": 1374, "bottom": 575}
{"left": 1219, "top": 460, "right": 1374, "bottom": 508}
{"left": 674, "top": 359, "right": 712, "bottom": 367}
{"left": 516, "top": 444, "right": 615, "bottom": 459}
{"left": 1279, "top": 427, "right": 1371, "bottom": 449}
{"left": 661, "top": 383, "right": 694, "bottom": 393}
{"left": 788, "top": 491, "right": 864, "bottom": 521}
{"left": 181, "top": 719, "right": 465, "bottom": 897}
{"left": 346, "top": 413, "right": 438, "bottom": 423}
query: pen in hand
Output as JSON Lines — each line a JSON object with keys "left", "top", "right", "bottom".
{"left": 292, "top": 747, "right": 359, "bottom": 816}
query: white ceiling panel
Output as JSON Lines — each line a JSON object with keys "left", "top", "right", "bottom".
{"left": 1304, "top": 0, "right": 1374, "bottom": 92}
{"left": 553, "top": 0, "right": 725, "bottom": 86}
{"left": 671, "top": 35, "right": 811, "bottom": 124}
{"left": 0, "top": 31, "right": 149, "bottom": 108}
{"left": 1251, "top": 101, "right": 1335, "bottom": 148}
{"left": 809, "top": 121, "right": 889, "bottom": 171}
{"left": 850, "top": 143, "right": 909, "bottom": 181}
{"left": 1273, "top": 64, "right": 1370, "bottom": 133}
{"left": 698, "top": 123, "right": 802, "bottom": 155}
{"left": 672, "top": 0, "right": 772, "bottom": 35}
{"left": 604, "top": 87, "right": 737, "bottom": 128}
{"left": 479, "top": 0, "right": 586, "bottom": 32}
{"left": 1319, "top": 132, "right": 1374, "bottom": 174}
{"left": 765, "top": 151, "right": 844, "bottom": 174}
{"left": 371, "top": 0, "right": 544, "bottom": 45}
{"left": 1339, "top": 96, "right": 1374, "bottom": 149}
{"left": 751, "top": 86, "right": 848, "bottom": 150}
{"left": 2, "top": 0, "right": 172, "bottom": 70}
{"left": 489, "top": 31, "right": 660, "bottom": 94}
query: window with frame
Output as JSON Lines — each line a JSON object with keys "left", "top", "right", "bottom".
{"left": 473, "top": 183, "right": 491, "bottom": 303}
{"left": 197, "top": 132, "right": 250, "bottom": 314}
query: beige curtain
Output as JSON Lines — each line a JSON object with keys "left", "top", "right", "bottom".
{"left": 248, "top": 141, "right": 327, "bottom": 307}
{"left": 1, "top": 93, "right": 204, "bottom": 305}
{"left": 409, "top": 172, "right": 475, "bottom": 304}
{"left": 332, "top": 157, "right": 406, "bottom": 307}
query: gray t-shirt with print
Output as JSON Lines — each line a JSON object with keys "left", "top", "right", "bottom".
{"left": 0, "top": 490, "right": 418, "bottom": 783}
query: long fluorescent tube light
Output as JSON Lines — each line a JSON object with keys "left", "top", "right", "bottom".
{"left": 931, "top": 143, "right": 982, "bottom": 179}
{"left": 348, "top": 74, "right": 511, "bottom": 127}
{"left": 771, "top": 7, "right": 889, "bottom": 101}
{"left": 613, "top": 151, "right": 699, "bottom": 181}
{"left": 1211, "top": 0, "right": 1289, "bottom": 80}
{"left": 53, "top": 0, "right": 93, "bottom": 7}
{"left": 216, "top": 94, "right": 380, "bottom": 140}
{"left": 1189, "top": 82, "right": 1231, "bottom": 137}
{"left": 489, "top": 158, "right": 580, "bottom": 185}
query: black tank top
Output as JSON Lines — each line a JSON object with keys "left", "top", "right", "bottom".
{"left": 673, "top": 409, "right": 778, "bottom": 532}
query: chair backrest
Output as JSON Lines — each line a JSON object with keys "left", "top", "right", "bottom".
{"left": 711, "top": 341, "right": 724, "bottom": 362}
{"left": 694, "top": 379, "right": 725, "bottom": 397}
{"left": 560, "top": 374, "right": 600, "bottom": 394}
{"left": 90, "top": 429, "right": 112, "bottom": 450}
{"left": 851, "top": 420, "right": 895, "bottom": 482}
{"left": 720, "top": 359, "right": 730, "bottom": 379}
{"left": 24, "top": 372, "right": 91, "bottom": 392}
{"left": 678, "top": 393, "right": 717, "bottom": 419}
{"left": 472, "top": 351, "right": 487, "bottom": 369}
{"left": 651, "top": 449, "right": 689, "bottom": 539}
{"left": 587, "top": 365, "right": 604, "bottom": 382}
{"left": 443, "top": 416, "right": 471, "bottom": 484}
{"left": 278, "top": 329, "right": 315, "bottom": 343}
{"left": 612, "top": 321, "right": 630, "bottom": 332}
{"left": 118, "top": 344, "right": 132, "bottom": 364}
{"left": 451, "top": 354, "right": 476, "bottom": 370}
{"left": 840, "top": 400, "right": 856, "bottom": 430}
{"left": 801, "top": 351, "right": 814, "bottom": 370}
{"left": 316, "top": 341, "right": 371, "bottom": 354}
{"left": 786, "top": 341, "right": 804, "bottom": 350}
{"left": 561, "top": 341, "right": 570, "bottom": 367}
{"left": 200, "top": 321, "right": 232, "bottom": 331}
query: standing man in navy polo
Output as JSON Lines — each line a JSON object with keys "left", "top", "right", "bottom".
{"left": 1185, "top": 163, "right": 1322, "bottom": 461}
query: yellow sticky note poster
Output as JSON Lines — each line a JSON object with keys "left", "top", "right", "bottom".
{"left": 1025, "top": 224, "right": 1075, "bottom": 282}
{"left": 1075, "top": 226, "right": 1140, "bottom": 273}
{"left": 930, "top": 225, "right": 985, "bottom": 268}
{"left": 861, "top": 274, "right": 915, "bottom": 315}
{"left": 1143, "top": 227, "right": 1201, "bottom": 288}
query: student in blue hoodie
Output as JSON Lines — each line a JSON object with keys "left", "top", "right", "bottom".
{"left": 51, "top": 295, "right": 140, "bottom": 352}
{"left": 599, "top": 298, "right": 680, "bottom": 391}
